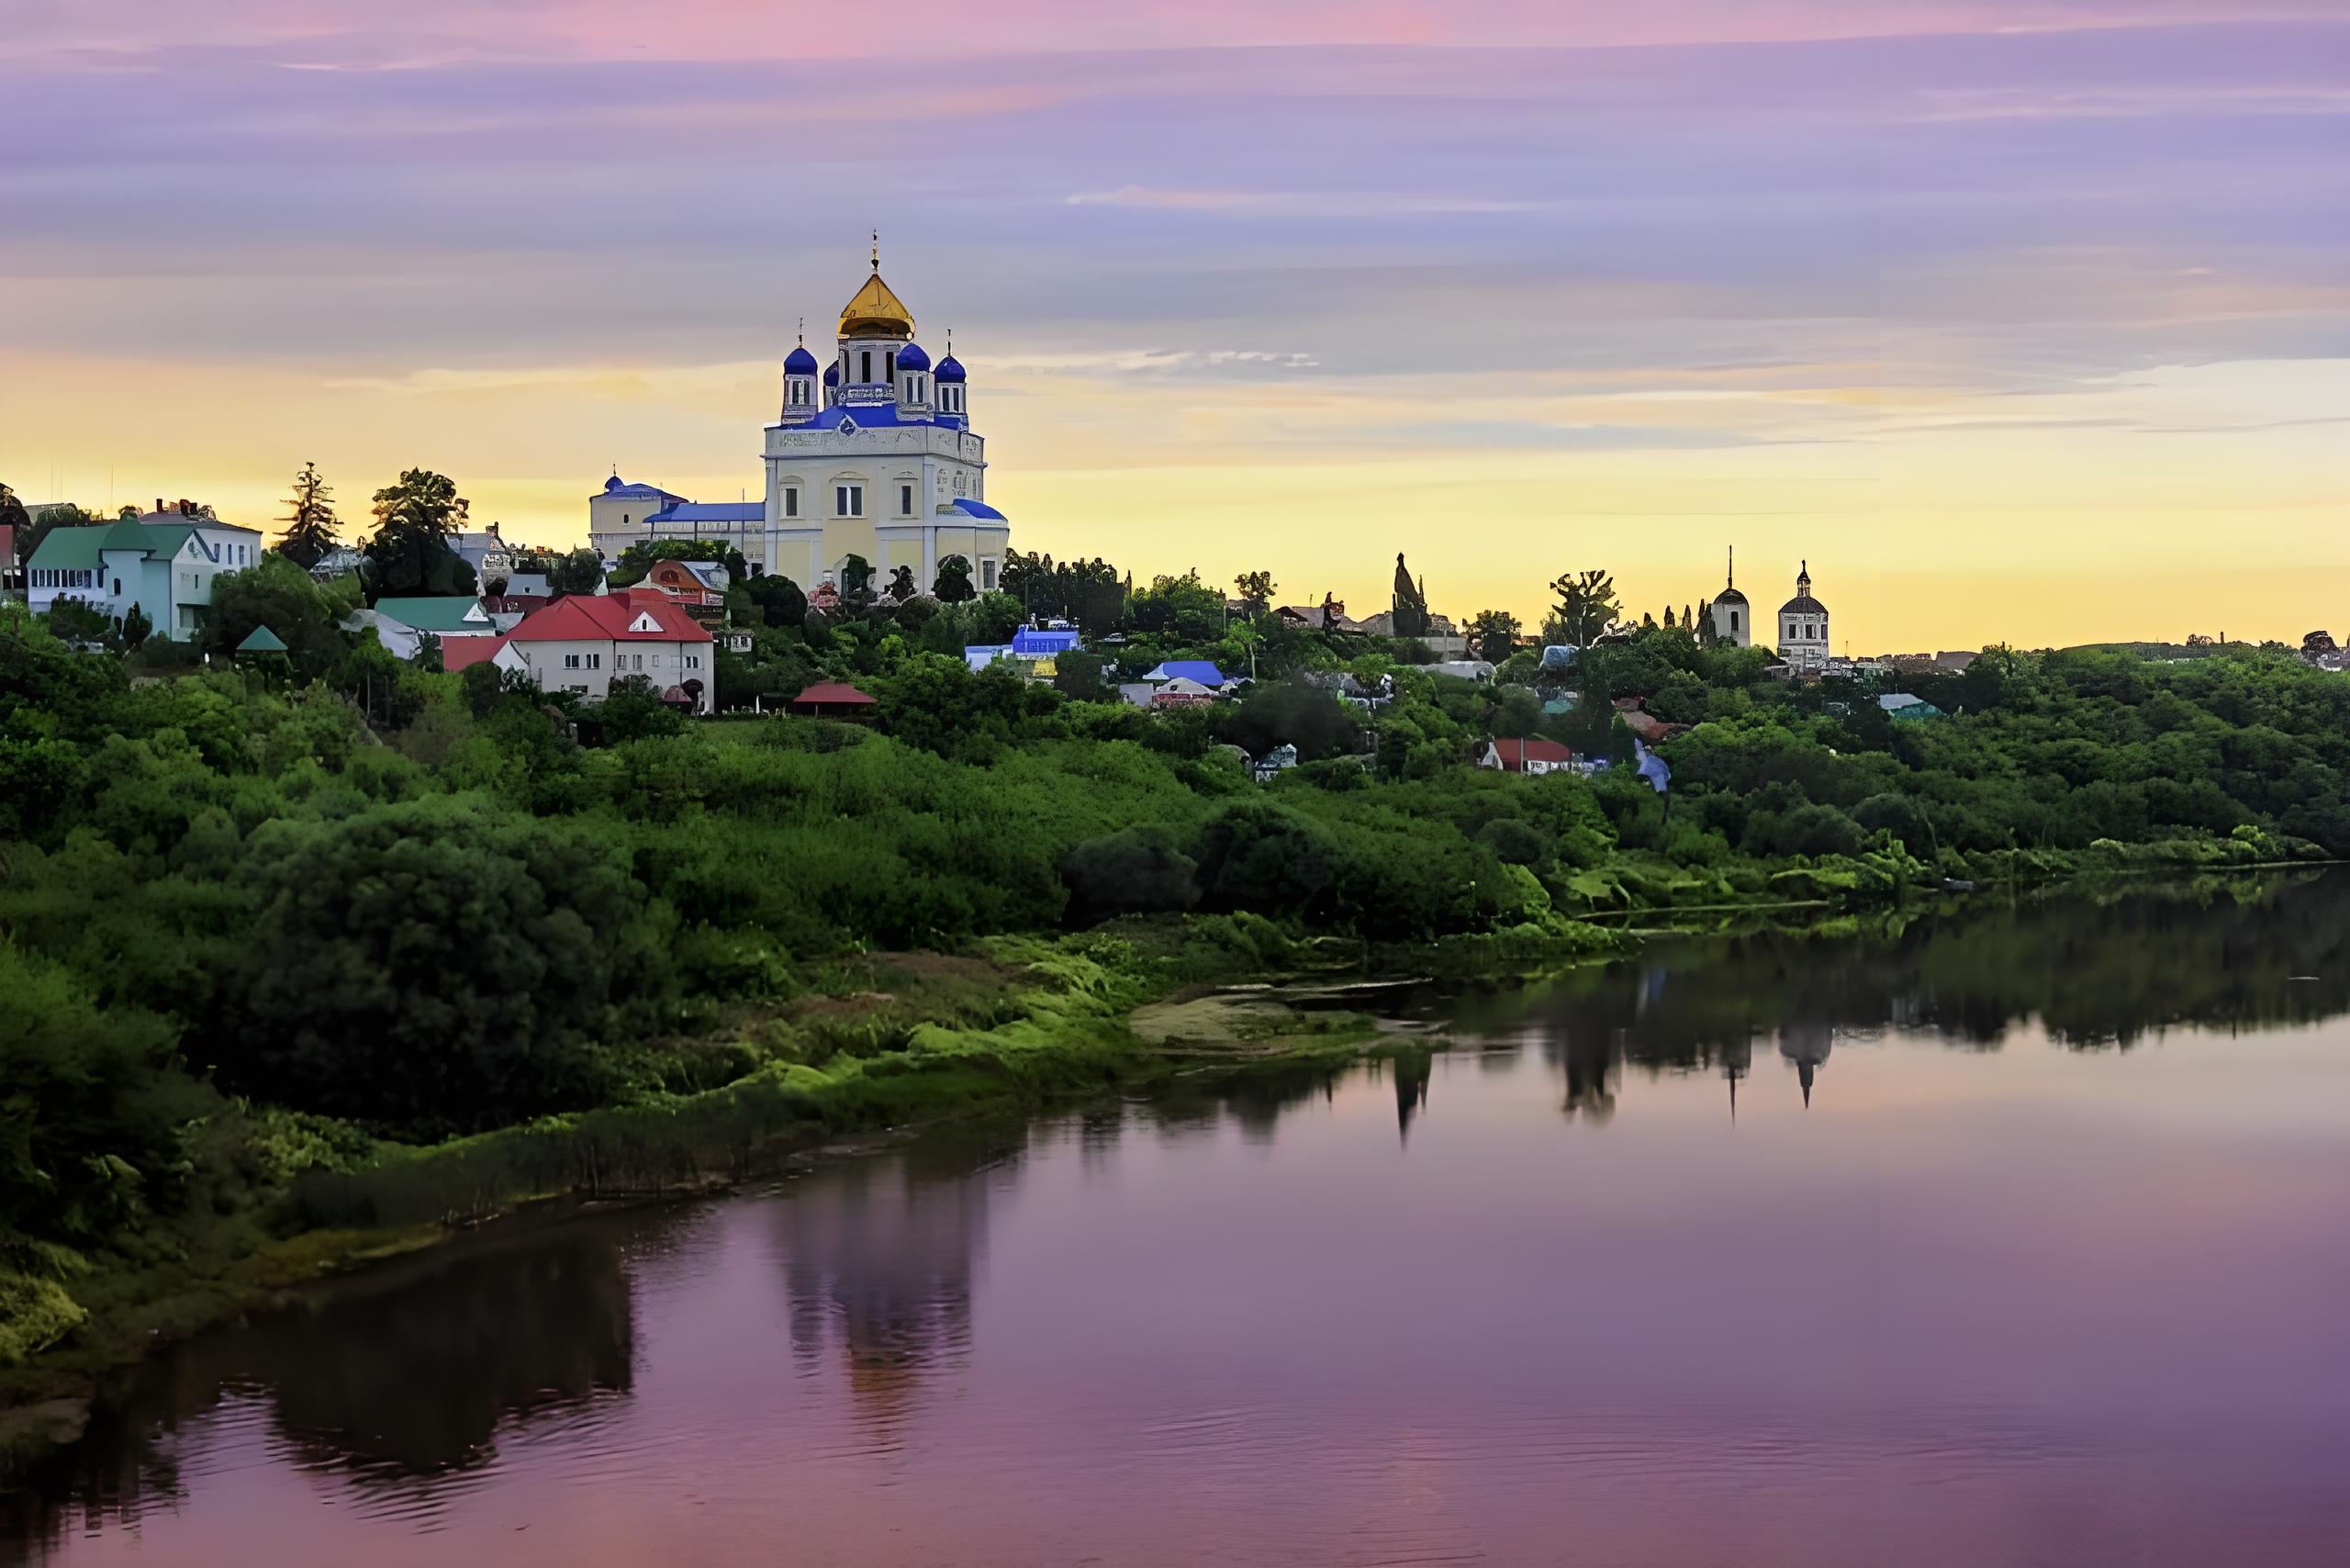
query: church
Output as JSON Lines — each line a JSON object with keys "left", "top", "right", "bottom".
{"left": 588, "top": 242, "right": 1011, "bottom": 594}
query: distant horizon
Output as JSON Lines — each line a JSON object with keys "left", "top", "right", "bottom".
{"left": 5, "top": 3, "right": 2344, "bottom": 651}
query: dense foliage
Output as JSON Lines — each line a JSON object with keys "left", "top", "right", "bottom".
{"left": 5, "top": 541, "right": 2347, "bottom": 1366}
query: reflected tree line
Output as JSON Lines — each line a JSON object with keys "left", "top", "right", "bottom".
{"left": 1387, "top": 869, "right": 2350, "bottom": 1121}
{"left": 12, "top": 872, "right": 2345, "bottom": 1555}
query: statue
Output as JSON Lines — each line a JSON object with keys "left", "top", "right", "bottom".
{"left": 887, "top": 565, "right": 916, "bottom": 601}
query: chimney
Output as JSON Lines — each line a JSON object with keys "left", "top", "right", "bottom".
{"left": 155, "top": 498, "right": 164, "bottom": 516}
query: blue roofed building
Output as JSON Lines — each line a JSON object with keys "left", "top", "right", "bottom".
{"left": 588, "top": 241, "right": 1012, "bottom": 597}
{"left": 1012, "top": 625, "right": 1080, "bottom": 655}
{"left": 1144, "top": 659, "right": 1232, "bottom": 689}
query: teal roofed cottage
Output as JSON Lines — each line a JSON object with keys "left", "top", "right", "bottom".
{"left": 25, "top": 517, "right": 264, "bottom": 640}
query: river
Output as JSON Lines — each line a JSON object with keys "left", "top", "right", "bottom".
{"left": 8, "top": 874, "right": 2350, "bottom": 1566}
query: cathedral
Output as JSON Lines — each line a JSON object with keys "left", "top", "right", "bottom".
{"left": 588, "top": 242, "right": 1010, "bottom": 593}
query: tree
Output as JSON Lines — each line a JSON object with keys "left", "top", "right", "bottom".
{"left": 887, "top": 565, "right": 918, "bottom": 601}
{"left": 840, "top": 554, "right": 874, "bottom": 606}
{"left": 119, "top": 603, "right": 152, "bottom": 648}
{"left": 365, "top": 469, "right": 475, "bottom": 596}
{"left": 1051, "top": 655, "right": 1106, "bottom": 700}
{"left": 203, "top": 554, "right": 359, "bottom": 680}
{"left": 1544, "top": 568, "right": 1619, "bottom": 646}
{"left": 45, "top": 597, "right": 111, "bottom": 644}
{"left": 16, "top": 501, "right": 95, "bottom": 568}
{"left": 1468, "top": 609, "right": 1520, "bottom": 664}
{"left": 0, "top": 483, "right": 25, "bottom": 534}
{"left": 232, "top": 799, "right": 655, "bottom": 1129}
{"left": 934, "top": 555, "right": 975, "bottom": 603}
{"left": 1127, "top": 571, "right": 1225, "bottom": 643}
{"left": 544, "top": 548, "right": 606, "bottom": 598}
{"left": 744, "top": 574, "right": 807, "bottom": 631}
{"left": 1234, "top": 570, "right": 1277, "bottom": 615}
{"left": 274, "top": 460, "right": 339, "bottom": 568}
{"left": 1059, "top": 828, "right": 1200, "bottom": 924}
{"left": 1218, "top": 679, "right": 1360, "bottom": 762}
{"left": 612, "top": 537, "right": 748, "bottom": 588}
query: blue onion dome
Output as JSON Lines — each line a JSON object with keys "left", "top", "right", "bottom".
{"left": 603, "top": 474, "right": 624, "bottom": 492}
{"left": 896, "top": 341, "right": 931, "bottom": 373}
{"left": 822, "top": 362, "right": 840, "bottom": 386}
{"left": 934, "top": 353, "right": 965, "bottom": 383}
{"left": 784, "top": 343, "right": 819, "bottom": 375}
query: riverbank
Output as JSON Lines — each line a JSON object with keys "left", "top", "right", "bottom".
{"left": 2, "top": 859, "right": 2325, "bottom": 1473}
{"left": 0, "top": 911, "right": 1626, "bottom": 1473}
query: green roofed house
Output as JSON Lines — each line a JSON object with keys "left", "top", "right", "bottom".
{"left": 25, "top": 512, "right": 265, "bottom": 640}
{"left": 1876, "top": 692, "right": 1945, "bottom": 722}
{"left": 354, "top": 595, "right": 499, "bottom": 660}
{"left": 234, "top": 625, "right": 289, "bottom": 655}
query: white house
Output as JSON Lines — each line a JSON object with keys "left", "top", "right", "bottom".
{"left": 503, "top": 589, "right": 716, "bottom": 714}
{"left": 27, "top": 514, "right": 264, "bottom": 640}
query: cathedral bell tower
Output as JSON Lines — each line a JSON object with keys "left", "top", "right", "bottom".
{"left": 835, "top": 231, "right": 915, "bottom": 405}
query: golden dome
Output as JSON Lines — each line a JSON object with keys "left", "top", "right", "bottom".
{"left": 838, "top": 272, "right": 914, "bottom": 341}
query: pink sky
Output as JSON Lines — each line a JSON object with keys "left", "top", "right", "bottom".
{"left": 4, "top": 3, "right": 2345, "bottom": 648}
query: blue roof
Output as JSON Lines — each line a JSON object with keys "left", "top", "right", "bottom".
{"left": 934, "top": 353, "right": 965, "bottom": 383}
{"left": 800, "top": 403, "right": 943, "bottom": 431}
{"left": 822, "top": 363, "right": 840, "bottom": 385}
{"left": 1147, "top": 660, "right": 1228, "bottom": 686}
{"left": 948, "top": 498, "right": 1006, "bottom": 521}
{"left": 645, "top": 501, "right": 764, "bottom": 524}
{"left": 784, "top": 344, "right": 819, "bottom": 375}
{"left": 1012, "top": 627, "right": 1080, "bottom": 655}
{"left": 597, "top": 476, "right": 686, "bottom": 502}
{"left": 896, "top": 342, "right": 931, "bottom": 372}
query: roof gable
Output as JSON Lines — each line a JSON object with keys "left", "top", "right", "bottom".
{"left": 373, "top": 596, "right": 491, "bottom": 633}
{"left": 509, "top": 593, "right": 711, "bottom": 644}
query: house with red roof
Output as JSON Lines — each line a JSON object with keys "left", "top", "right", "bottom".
{"left": 1481, "top": 737, "right": 1575, "bottom": 776}
{"left": 503, "top": 588, "right": 715, "bottom": 713}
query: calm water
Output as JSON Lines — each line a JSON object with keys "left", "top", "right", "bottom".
{"left": 10, "top": 876, "right": 2350, "bottom": 1566}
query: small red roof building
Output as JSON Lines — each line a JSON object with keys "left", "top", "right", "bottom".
{"left": 1483, "top": 736, "right": 1574, "bottom": 774}
{"left": 789, "top": 680, "right": 877, "bottom": 718}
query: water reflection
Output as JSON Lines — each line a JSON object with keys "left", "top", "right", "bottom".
{"left": 9, "top": 871, "right": 2350, "bottom": 1565}
{"left": 6, "top": 1222, "right": 642, "bottom": 1558}
{"left": 1383, "top": 871, "right": 2350, "bottom": 1122}
{"left": 771, "top": 1128, "right": 1005, "bottom": 1429}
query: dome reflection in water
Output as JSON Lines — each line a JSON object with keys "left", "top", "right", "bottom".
{"left": 10, "top": 872, "right": 2350, "bottom": 1567}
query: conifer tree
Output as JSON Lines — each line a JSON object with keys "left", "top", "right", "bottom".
{"left": 275, "top": 460, "right": 339, "bottom": 568}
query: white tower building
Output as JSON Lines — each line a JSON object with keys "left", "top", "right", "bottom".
{"left": 1778, "top": 559, "right": 1830, "bottom": 673}
{"left": 1707, "top": 546, "right": 1751, "bottom": 648}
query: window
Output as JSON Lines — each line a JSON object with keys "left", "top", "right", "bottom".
{"left": 783, "top": 489, "right": 799, "bottom": 519}
{"left": 886, "top": 351, "right": 897, "bottom": 381}
{"left": 899, "top": 484, "right": 913, "bottom": 516}
{"left": 835, "top": 484, "right": 863, "bottom": 518}
{"left": 982, "top": 559, "right": 997, "bottom": 592}
{"left": 1730, "top": 610, "right": 1740, "bottom": 633}
{"left": 588, "top": 653, "right": 602, "bottom": 669}
{"left": 565, "top": 653, "right": 581, "bottom": 669}
{"left": 860, "top": 350, "right": 873, "bottom": 384}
